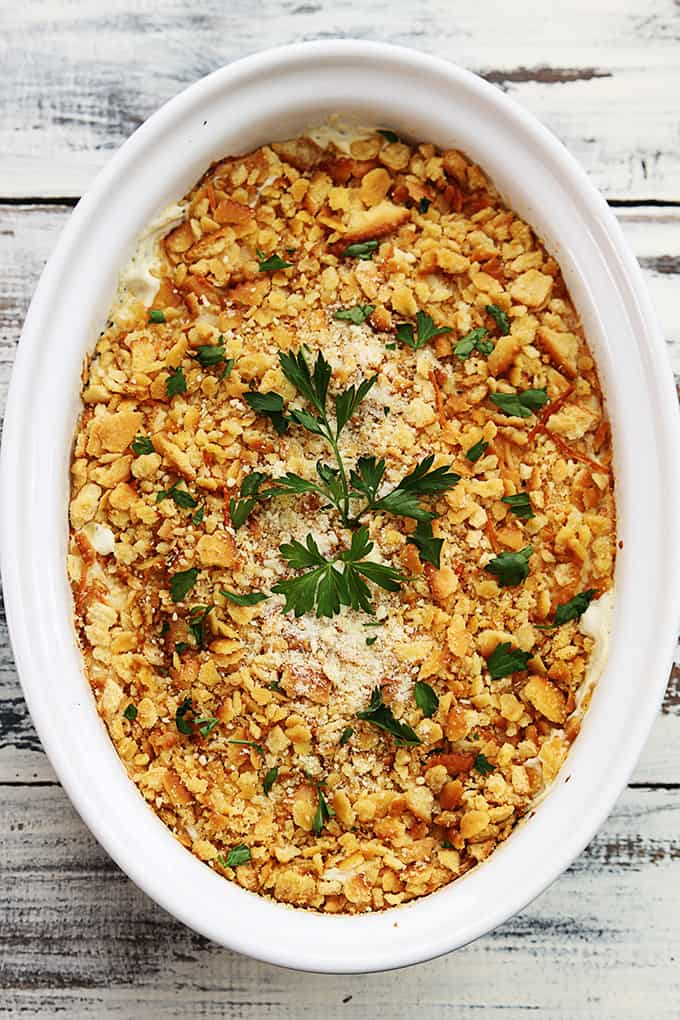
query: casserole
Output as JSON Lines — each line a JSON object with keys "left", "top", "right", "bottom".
{"left": 2, "top": 40, "right": 679, "bottom": 971}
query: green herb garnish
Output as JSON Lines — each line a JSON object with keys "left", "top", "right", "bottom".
{"left": 378, "top": 129, "right": 399, "bottom": 143}
{"left": 257, "top": 249, "right": 293, "bottom": 272}
{"left": 169, "top": 566, "right": 199, "bottom": 602}
{"left": 502, "top": 493, "right": 535, "bottom": 519}
{"left": 539, "top": 589, "right": 598, "bottom": 629}
{"left": 165, "top": 366, "right": 187, "bottom": 398}
{"left": 474, "top": 752, "right": 495, "bottom": 776}
{"left": 396, "top": 310, "right": 452, "bottom": 351}
{"left": 485, "top": 303, "right": 510, "bottom": 335}
{"left": 339, "top": 727, "right": 354, "bottom": 745}
{"left": 406, "top": 519, "right": 444, "bottom": 569}
{"left": 220, "top": 845, "right": 252, "bottom": 867}
{"left": 156, "top": 482, "right": 198, "bottom": 509}
{"left": 272, "top": 527, "right": 407, "bottom": 619}
{"left": 123, "top": 704, "right": 137, "bottom": 721}
{"left": 187, "top": 604, "right": 212, "bottom": 649}
{"left": 487, "top": 641, "right": 532, "bottom": 679}
{"left": 131, "top": 435, "right": 154, "bottom": 456}
{"left": 195, "top": 716, "right": 219, "bottom": 738}
{"left": 414, "top": 681, "right": 438, "bottom": 718}
{"left": 490, "top": 388, "right": 548, "bottom": 419}
{"left": 332, "top": 304, "right": 375, "bottom": 325}
{"left": 175, "top": 697, "right": 193, "bottom": 735}
{"left": 191, "top": 506, "right": 204, "bottom": 526}
{"left": 312, "top": 785, "right": 335, "bottom": 836}
{"left": 454, "top": 327, "right": 493, "bottom": 359}
{"left": 220, "top": 589, "right": 269, "bottom": 607}
{"left": 418, "top": 197, "right": 431, "bottom": 213}
{"left": 244, "top": 391, "right": 289, "bottom": 435}
{"left": 357, "top": 686, "right": 421, "bottom": 746}
{"left": 148, "top": 309, "right": 165, "bottom": 324}
{"left": 466, "top": 439, "right": 489, "bottom": 463}
{"left": 341, "top": 240, "right": 378, "bottom": 260}
{"left": 485, "top": 546, "right": 533, "bottom": 587}
{"left": 263, "top": 767, "right": 279, "bottom": 796}
{"left": 190, "top": 342, "right": 228, "bottom": 367}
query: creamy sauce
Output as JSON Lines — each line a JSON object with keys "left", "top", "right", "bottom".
{"left": 577, "top": 589, "right": 615, "bottom": 709}
{"left": 115, "top": 202, "right": 186, "bottom": 307}
{"left": 307, "top": 116, "right": 378, "bottom": 154}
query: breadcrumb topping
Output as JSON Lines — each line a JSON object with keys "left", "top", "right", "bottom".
{"left": 68, "top": 129, "right": 616, "bottom": 914}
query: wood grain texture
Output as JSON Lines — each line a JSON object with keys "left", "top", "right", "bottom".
{"left": 1, "top": 785, "right": 679, "bottom": 1017}
{"left": 2, "top": 4, "right": 680, "bottom": 1009}
{"left": 1, "top": 0, "right": 680, "bottom": 199}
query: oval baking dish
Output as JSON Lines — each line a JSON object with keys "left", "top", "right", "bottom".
{"left": 2, "top": 41, "right": 679, "bottom": 973}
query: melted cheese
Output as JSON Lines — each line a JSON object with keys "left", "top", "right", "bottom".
{"left": 115, "top": 202, "right": 187, "bottom": 307}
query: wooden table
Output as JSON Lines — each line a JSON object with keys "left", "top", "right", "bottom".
{"left": 2, "top": 3, "right": 679, "bottom": 1015}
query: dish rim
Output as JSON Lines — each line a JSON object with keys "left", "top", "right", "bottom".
{"left": 2, "top": 39, "right": 679, "bottom": 973}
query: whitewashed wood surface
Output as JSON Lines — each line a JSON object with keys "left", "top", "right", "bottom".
{"left": 1, "top": 2, "right": 679, "bottom": 1016}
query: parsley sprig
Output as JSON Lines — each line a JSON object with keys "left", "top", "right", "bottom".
{"left": 396, "top": 310, "right": 452, "bottom": 351}
{"left": 238, "top": 349, "right": 459, "bottom": 538}
{"left": 357, "top": 686, "right": 421, "bottom": 746}
{"left": 272, "top": 526, "right": 408, "bottom": 618}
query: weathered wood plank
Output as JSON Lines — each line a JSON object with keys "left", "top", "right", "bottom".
{"left": 1, "top": 784, "right": 678, "bottom": 1016}
{"left": 1, "top": 0, "right": 679, "bottom": 199}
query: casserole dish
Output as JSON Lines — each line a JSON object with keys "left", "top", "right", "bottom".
{"left": 2, "top": 40, "right": 679, "bottom": 972}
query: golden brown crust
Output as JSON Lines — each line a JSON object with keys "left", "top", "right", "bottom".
{"left": 68, "top": 129, "right": 616, "bottom": 914}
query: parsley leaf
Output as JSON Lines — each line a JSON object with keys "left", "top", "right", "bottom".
{"left": 378, "top": 128, "right": 399, "bottom": 142}
{"left": 192, "top": 506, "right": 204, "bottom": 526}
{"left": 166, "top": 366, "right": 187, "bottom": 398}
{"left": 334, "top": 375, "right": 378, "bottom": 434}
{"left": 123, "top": 703, "right": 137, "bottom": 721}
{"left": 396, "top": 310, "right": 452, "bottom": 351}
{"left": 169, "top": 566, "right": 199, "bottom": 602}
{"left": 485, "top": 546, "right": 533, "bottom": 587}
{"left": 357, "top": 687, "right": 421, "bottom": 746}
{"left": 490, "top": 388, "right": 548, "bottom": 419}
{"left": 373, "top": 455, "right": 460, "bottom": 521}
{"left": 148, "top": 308, "right": 165, "bottom": 324}
{"left": 175, "top": 697, "right": 193, "bottom": 735}
{"left": 366, "top": 635, "right": 378, "bottom": 646}
{"left": 312, "top": 785, "right": 335, "bottom": 836}
{"left": 257, "top": 249, "right": 293, "bottom": 272}
{"left": 244, "top": 390, "right": 289, "bottom": 435}
{"left": 156, "top": 482, "right": 198, "bottom": 509}
{"left": 487, "top": 641, "right": 532, "bottom": 679}
{"left": 229, "top": 472, "right": 270, "bottom": 529}
{"left": 190, "top": 342, "right": 228, "bottom": 367}
{"left": 131, "top": 435, "right": 154, "bottom": 456}
{"left": 502, "top": 492, "right": 535, "bottom": 519}
{"left": 187, "top": 604, "right": 212, "bottom": 649}
{"left": 454, "top": 327, "right": 491, "bottom": 359}
{"left": 474, "top": 752, "right": 495, "bottom": 776}
{"left": 332, "top": 304, "right": 375, "bottom": 325}
{"left": 414, "top": 681, "right": 439, "bottom": 718}
{"left": 263, "top": 767, "right": 278, "bottom": 796}
{"left": 418, "top": 197, "right": 431, "bottom": 213}
{"left": 349, "top": 456, "right": 386, "bottom": 503}
{"left": 341, "top": 239, "right": 378, "bottom": 260}
{"left": 272, "top": 527, "right": 407, "bottom": 619}
{"left": 194, "top": 716, "right": 219, "bottom": 738}
{"left": 339, "top": 726, "right": 354, "bottom": 745}
{"left": 406, "top": 519, "right": 444, "bottom": 568}
{"left": 466, "top": 439, "right": 489, "bottom": 463}
{"left": 220, "top": 589, "right": 269, "bottom": 606}
{"left": 222, "top": 845, "right": 251, "bottom": 867}
{"left": 539, "top": 589, "right": 598, "bottom": 629}
{"left": 485, "top": 303, "right": 511, "bottom": 335}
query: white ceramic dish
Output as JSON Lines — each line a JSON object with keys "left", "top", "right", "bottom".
{"left": 2, "top": 41, "right": 679, "bottom": 974}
